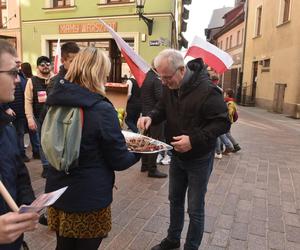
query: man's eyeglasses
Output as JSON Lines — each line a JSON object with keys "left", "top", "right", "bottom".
{"left": 39, "top": 62, "right": 51, "bottom": 67}
{"left": 157, "top": 68, "right": 179, "bottom": 81}
{"left": 0, "top": 68, "right": 19, "bottom": 78}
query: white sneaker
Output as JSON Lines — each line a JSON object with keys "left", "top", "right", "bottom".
{"left": 215, "top": 153, "right": 222, "bottom": 159}
{"left": 161, "top": 154, "right": 171, "bottom": 165}
{"left": 156, "top": 154, "right": 163, "bottom": 164}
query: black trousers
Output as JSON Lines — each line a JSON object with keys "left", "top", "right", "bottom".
{"left": 56, "top": 234, "right": 102, "bottom": 250}
{"left": 141, "top": 123, "right": 164, "bottom": 172}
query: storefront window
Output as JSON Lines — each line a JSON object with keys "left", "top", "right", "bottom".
{"left": 49, "top": 38, "right": 134, "bottom": 82}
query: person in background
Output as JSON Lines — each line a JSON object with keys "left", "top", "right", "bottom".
{"left": 20, "top": 62, "right": 40, "bottom": 160}
{"left": 125, "top": 75, "right": 141, "bottom": 133}
{"left": 4, "top": 58, "right": 30, "bottom": 163}
{"left": 140, "top": 65, "right": 167, "bottom": 178}
{"left": 0, "top": 39, "right": 38, "bottom": 250}
{"left": 138, "top": 49, "right": 230, "bottom": 250}
{"left": 24, "top": 56, "right": 53, "bottom": 178}
{"left": 224, "top": 88, "right": 241, "bottom": 152}
{"left": 45, "top": 47, "right": 140, "bottom": 250}
{"left": 20, "top": 62, "right": 33, "bottom": 79}
{"left": 48, "top": 41, "right": 80, "bottom": 93}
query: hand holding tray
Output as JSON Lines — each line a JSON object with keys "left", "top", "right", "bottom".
{"left": 122, "top": 130, "right": 173, "bottom": 154}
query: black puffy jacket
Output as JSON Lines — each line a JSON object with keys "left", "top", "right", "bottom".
{"left": 149, "top": 58, "right": 231, "bottom": 160}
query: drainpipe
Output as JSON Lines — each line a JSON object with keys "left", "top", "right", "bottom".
{"left": 241, "top": 0, "right": 249, "bottom": 104}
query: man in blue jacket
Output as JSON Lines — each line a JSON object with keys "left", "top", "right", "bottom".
{"left": 0, "top": 39, "right": 38, "bottom": 249}
{"left": 138, "top": 49, "right": 230, "bottom": 250}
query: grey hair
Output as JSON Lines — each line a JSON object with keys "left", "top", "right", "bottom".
{"left": 154, "top": 49, "right": 184, "bottom": 71}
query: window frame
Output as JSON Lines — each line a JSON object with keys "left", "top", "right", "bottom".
{"left": 254, "top": 5, "right": 262, "bottom": 37}
{"left": 278, "top": 0, "right": 291, "bottom": 25}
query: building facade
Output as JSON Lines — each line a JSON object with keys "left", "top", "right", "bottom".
{"left": 21, "top": 0, "right": 187, "bottom": 82}
{"left": 0, "top": 0, "right": 22, "bottom": 56}
{"left": 213, "top": 2, "right": 245, "bottom": 101}
{"left": 242, "top": 0, "right": 300, "bottom": 117}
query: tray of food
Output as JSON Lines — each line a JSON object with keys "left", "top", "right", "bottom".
{"left": 122, "top": 130, "right": 173, "bottom": 154}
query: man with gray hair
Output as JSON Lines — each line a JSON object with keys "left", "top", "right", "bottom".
{"left": 138, "top": 49, "right": 230, "bottom": 250}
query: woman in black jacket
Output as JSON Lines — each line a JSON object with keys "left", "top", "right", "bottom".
{"left": 45, "top": 47, "right": 140, "bottom": 250}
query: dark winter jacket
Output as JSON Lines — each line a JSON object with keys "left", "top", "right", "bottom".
{"left": 45, "top": 80, "right": 140, "bottom": 213}
{"left": 141, "top": 69, "right": 163, "bottom": 116}
{"left": 47, "top": 65, "right": 67, "bottom": 95}
{"left": 126, "top": 78, "right": 141, "bottom": 113}
{"left": 0, "top": 105, "right": 35, "bottom": 250}
{"left": 7, "top": 72, "right": 27, "bottom": 118}
{"left": 149, "top": 58, "right": 231, "bottom": 160}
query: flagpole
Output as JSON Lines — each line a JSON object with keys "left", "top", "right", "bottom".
{"left": 0, "top": 181, "right": 19, "bottom": 212}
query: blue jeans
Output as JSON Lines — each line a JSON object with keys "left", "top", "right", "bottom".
{"left": 29, "top": 129, "right": 39, "bottom": 154}
{"left": 36, "top": 120, "right": 49, "bottom": 169}
{"left": 167, "top": 152, "right": 214, "bottom": 250}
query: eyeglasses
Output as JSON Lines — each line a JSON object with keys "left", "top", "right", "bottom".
{"left": 0, "top": 68, "right": 19, "bottom": 78}
{"left": 157, "top": 68, "right": 179, "bottom": 82}
{"left": 39, "top": 62, "right": 51, "bottom": 67}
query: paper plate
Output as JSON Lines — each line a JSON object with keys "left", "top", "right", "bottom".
{"left": 122, "top": 130, "right": 173, "bottom": 154}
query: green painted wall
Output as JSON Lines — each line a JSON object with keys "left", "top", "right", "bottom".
{"left": 21, "top": 0, "right": 175, "bottom": 68}
{"left": 21, "top": 0, "right": 174, "bottom": 21}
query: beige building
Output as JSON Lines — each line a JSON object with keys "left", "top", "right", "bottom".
{"left": 242, "top": 0, "right": 300, "bottom": 117}
{"left": 0, "top": 0, "right": 22, "bottom": 56}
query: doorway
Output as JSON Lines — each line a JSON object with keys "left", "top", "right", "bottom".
{"left": 251, "top": 61, "right": 258, "bottom": 102}
{"left": 273, "top": 83, "right": 286, "bottom": 113}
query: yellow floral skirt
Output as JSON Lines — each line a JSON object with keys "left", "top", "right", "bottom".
{"left": 47, "top": 206, "right": 111, "bottom": 238}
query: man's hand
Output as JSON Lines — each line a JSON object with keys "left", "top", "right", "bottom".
{"left": 0, "top": 212, "right": 39, "bottom": 244}
{"left": 171, "top": 135, "right": 192, "bottom": 153}
{"left": 28, "top": 118, "right": 37, "bottom": 131}
{"left": 5, "top": 108, "right": 16, "bottom": 117}
{"left": 137, "top": 116, "right": 152, "bottom": 131}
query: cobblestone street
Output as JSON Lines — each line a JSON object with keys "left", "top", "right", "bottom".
{"left": 24, "top": 106, "right": 300, "bottom": 250}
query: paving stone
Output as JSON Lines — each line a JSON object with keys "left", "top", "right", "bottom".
{"left": 284, "top": 212, "right": 300, "bottom": 227}
{"left": 286, "top": 225, "right": 300, "bottom": 243}
{"left": 228, "top": 238, "right": 247, "bottom": 250}
{"left": 128, "top": 231, "right": 155, "bottom": 250}
{"left": 268, "top": 217, "right": 285, "bottom": 232}
{"left": 217, "top": 214, "right": 234, "bottom": 229}
{"left": 204, "top": 216, "right": 217, "bottom": 233}
{"left": 211, "top": 228, "right": 230, "bottom": 247}
{"left": 249, "top": 219, "right": 266, "bottom": 236}
{"left": 248, "top": 234, "right": 267, "bottom": 250}
{"left": 231, "top": 222, "right": 248, "bottom": 241}
{"left": 268, "top": 231, "right": 285, "bottom": 250}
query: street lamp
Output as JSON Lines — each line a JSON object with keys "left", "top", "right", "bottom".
{"left": 136, "top": 0, "right": 153, "bottom": 36}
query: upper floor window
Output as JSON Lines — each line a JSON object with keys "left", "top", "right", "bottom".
{"left": 53, "top": 0, "right": 71, "bottom": 7}
{"left": 0, "top": 0, "right": 7, "bottom": 28}
{"left": 99, "top": 0, "right": 133, "bottom": 4}
{"left": 44, "top": 0, "right": 75, "bottom": 9}
{"left": 229, "top": 35, "right": 232, "bottom": 48}
{"left": 237, "top": 30, "right": 240, "bottom": 45}
{"left": 278, "top": 0, "right": 291, "bottom": 24}
{"left": 220, "top": 41, "right": 223, "bottom": 50}
{"left": 255, "top": 6, "right": 262, "bottom": 37}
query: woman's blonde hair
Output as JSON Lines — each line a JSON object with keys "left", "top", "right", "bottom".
{"left": 65, "top": 47, "right": 111, "bottom": 95}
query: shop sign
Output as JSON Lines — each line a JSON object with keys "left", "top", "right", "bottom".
{"left": 59, "top": 22, "right": 117, "bottom": 34}
{"left": 149, "top": 40, "right": 160, "bottom": 46}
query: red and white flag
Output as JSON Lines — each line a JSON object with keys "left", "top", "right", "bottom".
{"left": 53, "top": 39, "right": 61, "bottom": 74}
{"left": 185, "top": 36, "right": 233, "bottom": 74}
{"left": 98, "top": 19, "right": 150, "bottom": 87}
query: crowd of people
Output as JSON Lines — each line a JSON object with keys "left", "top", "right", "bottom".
{"left": 0, "top": 38, "right": 241, "bottom": 250}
